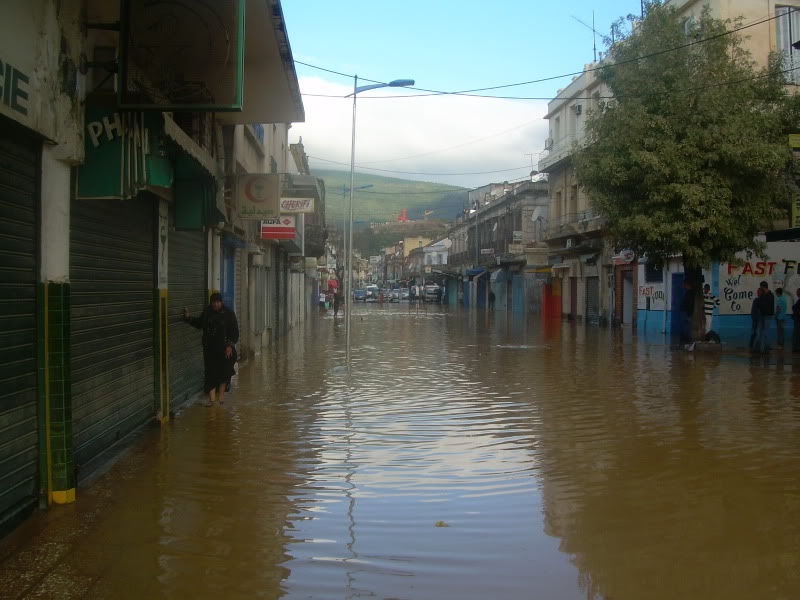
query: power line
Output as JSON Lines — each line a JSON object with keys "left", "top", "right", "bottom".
{"left": 309, "top": 156, "right": 532, "bottom": 176}
{"left": 295, "top": 11, "right": 782, "bottom": 99}
{"left": 356, "top": 118, "right": 543, "bottom": 164}
{"left": 301, "top": 64, "right": 796, "bottom": 102}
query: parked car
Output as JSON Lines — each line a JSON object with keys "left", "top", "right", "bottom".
{"left": 401, "top": 288, "right": 410, "bottom": 300}
{"left": 424, "top": 284, "right": 441, "bottom": 302}
{"left": 354, "top": 289, "right": 367, "bottom": 302}
{"left": 390, "top": 289, "right": 401, "bottom": 302}
{"left": 365, "top": 285, "right": 379, "bottom": 301}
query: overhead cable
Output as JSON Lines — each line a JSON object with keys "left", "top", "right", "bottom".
{"left": 295, "top": 11, "right": 782, "bottom": 98}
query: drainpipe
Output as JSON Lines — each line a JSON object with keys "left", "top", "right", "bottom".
{"left": 662, "top": 262, "right": 669, "bottom": 334}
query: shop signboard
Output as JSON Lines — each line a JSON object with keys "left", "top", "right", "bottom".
{"left": 119, "top": 0, "right": 245, "bottom": 111}
{"left": 279, "top": 197, "right": 314, "bottom": 214}
{"left": 261, "top": 216, "right": 296, "bottom": 240}
{"left": 508, "top": 244, "right": 524, "bottom": 254}
{"left": 720, "top": 242, "right": 800, "bottom": 314}
{"left": 1, "top": 7, "right": 36, "bottom": 126}
{"left": 237, "top": 174, "right": 281, "bottom": 219}
{"left": 78, "top": 106, "right": 173, "bottom": 199}
{"left": 481, "top": 248, "right": 494, "bottom": 255}
{"left": 513, "top": 231, "right": 523, "bottom": 242}
{"left": 791, "top": 135, "right": 800, "bottom": 227}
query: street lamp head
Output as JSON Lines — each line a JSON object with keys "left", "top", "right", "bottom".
{"left": 388, "top": 79, "right": 415, "bottom": 87}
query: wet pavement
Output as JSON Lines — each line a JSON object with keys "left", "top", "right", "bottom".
{"left": 2, "top": 304, "right": 800, "bottom": 599}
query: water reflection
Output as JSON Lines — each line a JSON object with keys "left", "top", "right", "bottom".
{"left": 1, "top": 305, "right": 799, "bottom": 599}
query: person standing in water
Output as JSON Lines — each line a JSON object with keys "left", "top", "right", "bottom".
{"left": 183, "top": 293, "right": 239, "bottom": 406}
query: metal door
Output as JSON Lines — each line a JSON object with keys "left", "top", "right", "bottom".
{"left": 586, "top": 276, "right": 600, "bottom": 323}
{"left": 167, "top": 212, "right": 206, "bottom": 408}
{"left": 0, "top": 124, "right": 40, "bottom": 523}
{"left": 70, "top": 195, "right": 155, "bottom": 474}
{"left": 671, "top": 273, "right": 686, "bottom": 336}
{"left": 221, "top": 245, "right": 235, "bottom": 310}
{"left": 623, "top": 271, "right": 634, "bottom": 324}
{"left": 570, "top": 277, "right": 578, "bottom": 317}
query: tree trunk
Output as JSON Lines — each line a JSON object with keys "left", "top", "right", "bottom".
{"left": 683, "top": 262, "right": 706, "bottom": 342}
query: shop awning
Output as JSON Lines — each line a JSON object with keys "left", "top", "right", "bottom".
{"left": 164, "top": 114, "right": 226, "bottom": 227}
{"left": 163, "top": 114, "right": 220, "bottom": 180}
{"left": 465, "top": 268, "right": 487, "bottom": 276}
{"left": 215, "top": 0, "right": 304, "bottom": 124}
{"left": 490, "top": 269, "right": 507, "bottom": 283}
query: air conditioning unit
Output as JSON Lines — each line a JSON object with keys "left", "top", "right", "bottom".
{"left": 684, "top": 16, "right": 697, "bottom": 37}
{"left": 544, "top": 138, "right": 554, "bottom": 150}
{"left": 565, "top": 238, "right": 575, "bottom": 249}
{"left": 572, "top": 104, "right": 583, "bottom": 115}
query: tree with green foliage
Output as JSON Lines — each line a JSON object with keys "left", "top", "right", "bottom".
{"left": 574, "top": 1, "right": 800, "bottom": 341}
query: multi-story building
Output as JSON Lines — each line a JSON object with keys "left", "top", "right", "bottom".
{"left": 537, "top": 66, "right": 616, "bottom": 325}
{"left": 0, "top": 0, "right": 313, "bottom": 532}
{"left": 447, "top": 180, "right": 549, "bottom": 311}
{"left": 538, "top": 0, "right": 800, "bottom": 328}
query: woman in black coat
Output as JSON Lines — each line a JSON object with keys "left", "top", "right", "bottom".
{"left": 183, "top": 293, "right": 239, "bottom": 406}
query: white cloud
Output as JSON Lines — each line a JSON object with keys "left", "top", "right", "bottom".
{"left": 289, "top": 76, "right": 550, "bottom": 189}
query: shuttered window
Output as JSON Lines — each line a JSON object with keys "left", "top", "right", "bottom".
{"left": 70, "top": 196, "right": 155, "bottom": 473}
{"left": 168, "top": 213, "right": 206, "bottom": 409}
{"left": 777, "top": 6, "right": 800, "bottom": 84}
{"left": 0, "top": 125, "right": 39, "bottom": 522}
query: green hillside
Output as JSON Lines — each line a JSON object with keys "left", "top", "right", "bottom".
{"left": 316, "top": 169, "right": 468, "bottom": 226}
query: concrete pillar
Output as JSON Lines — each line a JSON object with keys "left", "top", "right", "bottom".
{"left": 209, "top": 229, "right": 221, "bottom": 296}
{"left": 39, "top": 146, "right": 75, "bottom": 505}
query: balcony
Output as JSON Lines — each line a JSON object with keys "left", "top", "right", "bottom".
{"left": 538, "top": 134, "right": 578, "bottom": 173}
{"left": 546, "top": 210, "right": 606, "bottom": 241}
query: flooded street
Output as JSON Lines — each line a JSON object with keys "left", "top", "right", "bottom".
{"left": 2, "top": 305, "right": 800, "bottom": 599}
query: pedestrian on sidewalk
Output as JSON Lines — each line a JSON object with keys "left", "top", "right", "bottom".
{"left": 183, "top": 293, "right": 239, "bottom": 407}
{"left": 756, "top": 281, "right": 775, "bottom": 353}
{"left": 333, "top": 291, "right": 342, "bottom": 318}
{"left": 488, "top": 289, "right": 496, "bottom": 310}
{"left": 792, "top": 287, "right": 800, "bottom": 352}
{"left": 703, "top": 284, "right": 720, "bottom": 335}
{"left": 680, "top": 279, "right": 695, "bottom": 343}
{"left": 749, "top": 287, "right": 764, "bottom": 350}
{"left": 775, "top": 287, "right": 789, "bottom": 348}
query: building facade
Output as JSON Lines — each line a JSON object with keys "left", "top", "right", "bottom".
{"left": 0, "top": 0, "right": 317, "bottom": 533}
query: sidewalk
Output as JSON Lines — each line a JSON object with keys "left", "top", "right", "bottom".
{"left": 0, "top": 389, "right": 289, "bottom": 600}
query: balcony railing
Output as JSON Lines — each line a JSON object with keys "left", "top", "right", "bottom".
{"left": 546, "top": 210, "right": 605, "bottom": 239}
{"left": 538, "top": 133, "right": 578, "bottom": 171}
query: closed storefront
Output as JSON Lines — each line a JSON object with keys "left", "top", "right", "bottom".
{"left": 167, "top": 211, "right": 206, "bottom": 409}
{"left": 0, "top": 121, "right": 40, "bottom": 524}
{"left": 70, "top": 195, "right": 156, "bottom": 473}
{"left": 586, "top": 276, "right": 600, "bottom": 323}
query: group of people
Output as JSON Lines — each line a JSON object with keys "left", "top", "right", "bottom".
{"left": 319, "top": 290, "right": 343, "bottom": 317}
{"left": 684, "top": 280, "right": 800, "bottom": 353}
{"left": 749, "top": 282, "right": 800, "bottom": 353}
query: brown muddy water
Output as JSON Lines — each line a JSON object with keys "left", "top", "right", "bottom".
{"left": 2, "top": 304, "right": 800, "bottom": 600}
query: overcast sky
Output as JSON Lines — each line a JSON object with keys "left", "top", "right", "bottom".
{"left": 283, "top": 1, "right": 644, "bottom": 189}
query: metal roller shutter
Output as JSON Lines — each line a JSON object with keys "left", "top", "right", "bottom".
{"left": 167, "top": 212, "right": 206, "bottom": 408}
{"left": 235, "top": 248, "right": 242, "bottom": 320}
{"left": 70, "top": 195, "right": 155, "bottom": 473}
{"left": 0, "top": 126, "right": 39, "bottom": 523}
{"left": 586, "top": 276, "right": 600, "bottom": 323}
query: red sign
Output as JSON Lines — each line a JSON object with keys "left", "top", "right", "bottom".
{"left": 261, "top": 216, "right": 296, "bottom": 240}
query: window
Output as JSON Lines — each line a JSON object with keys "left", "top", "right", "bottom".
{"left": 777, "top": 6, "right": 800, "bottom": 84}
{"left": 554, "top": 191, "right": 562, "bottom": 219}
{"left": 569, "top": 185, "right": 579, "bottom": 216}
{"left": 645, "top": 260, "right": 663, "bottom": 283}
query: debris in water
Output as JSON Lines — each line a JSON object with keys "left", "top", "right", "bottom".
{"left": 435, "top": 521, "right": 450, "bottom": 528}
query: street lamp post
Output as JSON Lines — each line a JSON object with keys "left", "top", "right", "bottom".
{"left": 345, "top": 76, "right": 414, "bottom": 363}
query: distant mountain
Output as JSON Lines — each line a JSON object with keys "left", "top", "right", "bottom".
{"left": 316, "top": 169, "right": 468, "bottom": 226}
